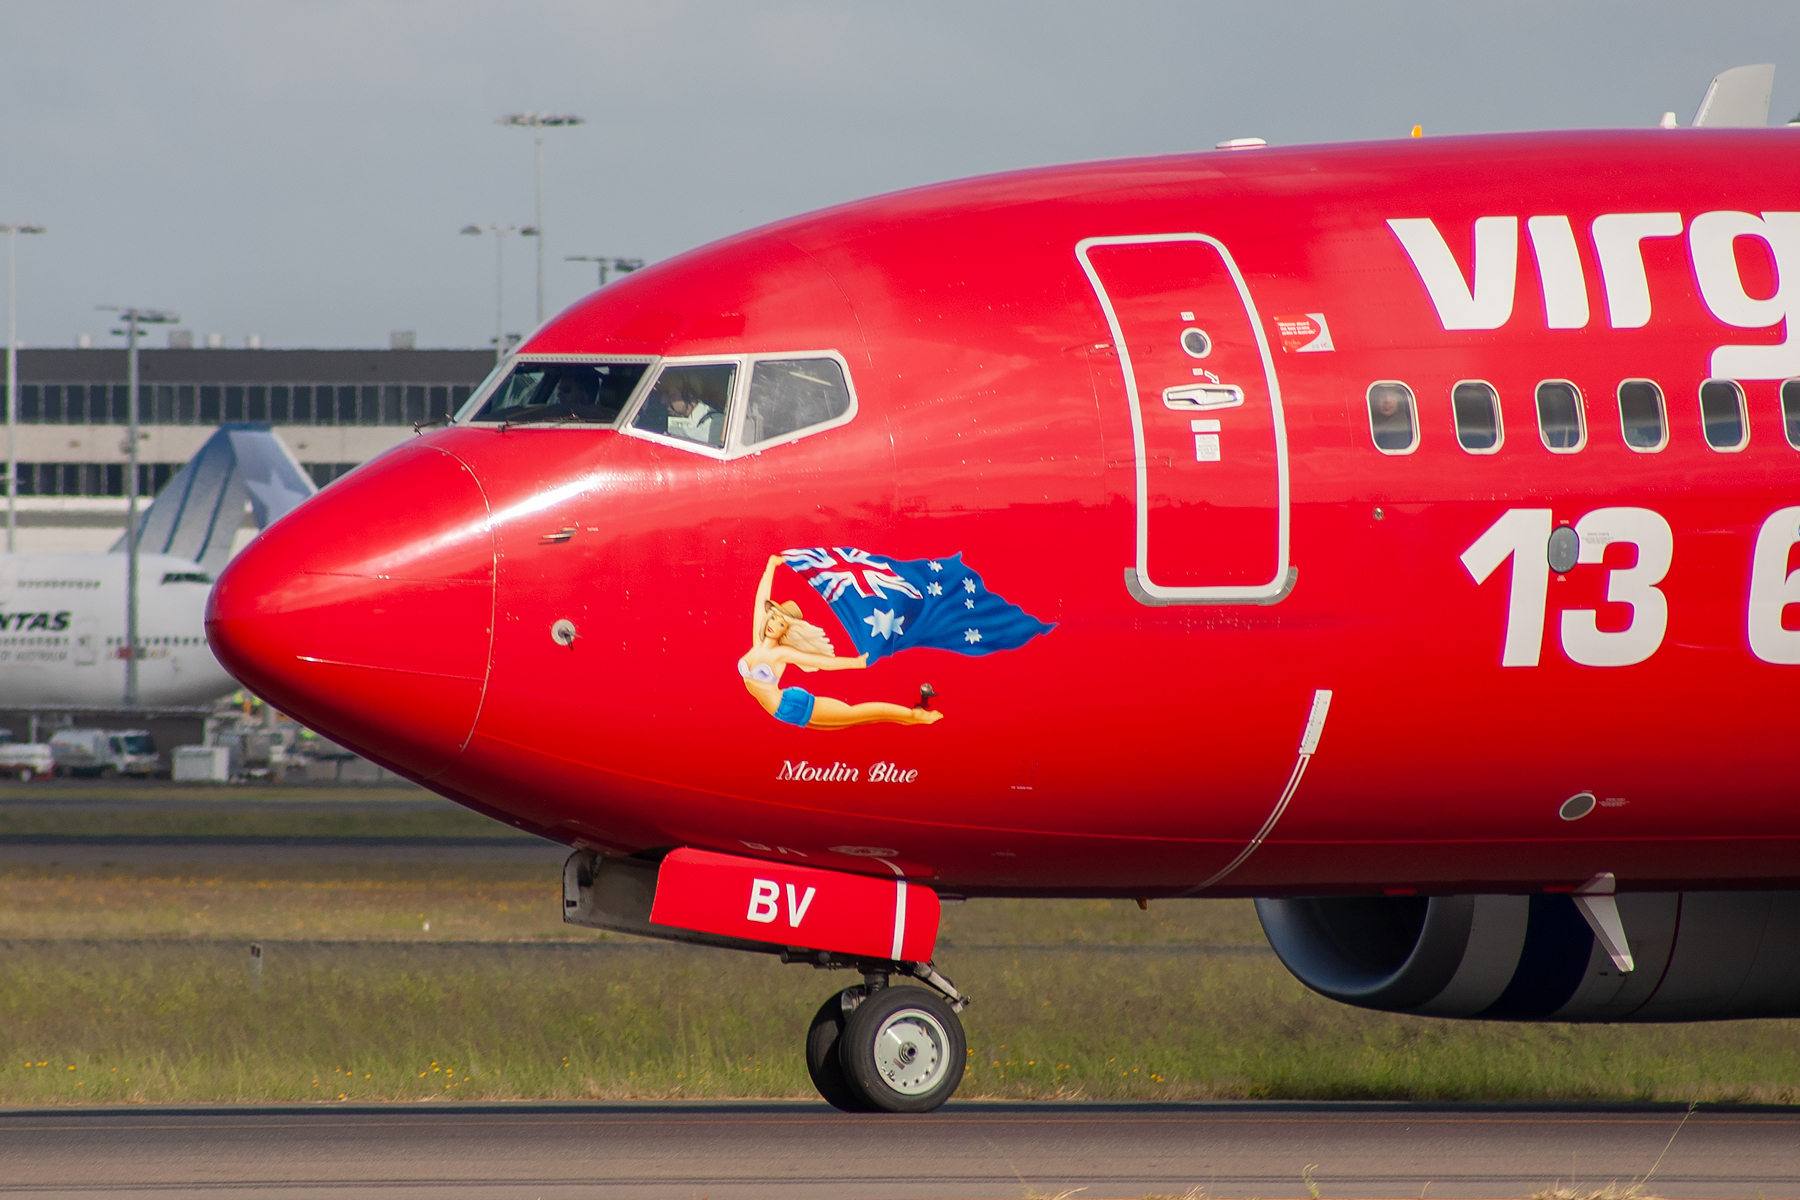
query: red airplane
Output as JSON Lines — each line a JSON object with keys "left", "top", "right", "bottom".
{"left": 210, "top": 107, "right": 1800, "bottom": 1111}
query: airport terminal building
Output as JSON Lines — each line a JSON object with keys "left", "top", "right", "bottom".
{"left": 1, "top": 347, "right": 496, "bottom": 553}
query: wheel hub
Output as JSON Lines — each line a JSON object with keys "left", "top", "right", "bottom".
{"left": 871, "top": 1008, "right": 948, "bottom": 1095}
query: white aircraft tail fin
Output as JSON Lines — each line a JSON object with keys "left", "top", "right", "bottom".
{"left": 1692, "top": 63, "right": 1775, "bottom": 127}
{"left": 110, "top": 424, "right": 316, "bottom": 575}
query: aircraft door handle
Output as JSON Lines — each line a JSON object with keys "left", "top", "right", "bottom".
{"left": 1163, "top": 384, "right": 1243, "bottom": 410}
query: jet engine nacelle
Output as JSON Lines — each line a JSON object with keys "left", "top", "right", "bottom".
{"left": 1256, "top": 892, "right": 1800, "bottom": 1021}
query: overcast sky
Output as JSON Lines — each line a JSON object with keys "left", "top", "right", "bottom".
{"left": 1, "top": 1, "right": 1797, "bottom": 350}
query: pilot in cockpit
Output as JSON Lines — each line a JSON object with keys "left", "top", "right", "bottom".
{"left": 659, "top": 379, "right": 726, "bottom": 447}
{"left": 551, "top": 365, "right": 604, "bottom": 419}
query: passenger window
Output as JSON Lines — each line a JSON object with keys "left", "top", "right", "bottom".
{"left": 1782, "top": 379, "right": 1800, "bottom": 450}
{"left": 1699, "top": 379, "right": 1748, "bottom": 451}
{"left": 631, "top": 363, "right": 736, "bottom": 449}
{"left": 1451, "top": 381, "right": 1502, "bottom": 453}
{"left": 1365, "top": 382, "right": 1418, "bottom": 454}
{"left": 1617, "top": 380, "right": 1667, "bottom": 451}
{"left": 742, "top": 358, "right": 853, "bottom": 447}
{"left": 467, "top": 360, "right": 650, "bottom": 425}
{"left": 1534, "top": 381, "right": 1585, "bottom": 452}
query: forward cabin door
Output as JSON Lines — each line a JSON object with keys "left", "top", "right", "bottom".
{"left": 1078, "top": 235, "right": 1292, "bottom": 604}
{"left": 73, "top": 619, "right": 97, "bottom": 667}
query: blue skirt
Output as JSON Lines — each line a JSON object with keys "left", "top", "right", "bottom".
{"left": 774, "top": 687, "right": 816, "bottom": 728}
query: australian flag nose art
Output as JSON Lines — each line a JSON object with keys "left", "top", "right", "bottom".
{"left": 781, "top": 548, "right": 1054, "bottom": 663}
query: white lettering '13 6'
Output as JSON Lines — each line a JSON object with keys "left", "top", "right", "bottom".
{"left": 1461, "top": 507, "right": 1673, "bottom": 667}
{"left": 1749, "top": 507, "right": 1800, "bottom": 664}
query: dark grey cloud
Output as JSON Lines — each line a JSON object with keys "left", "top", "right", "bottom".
{"left": 0, "top": 1, "right": 1795, "bottom": 348}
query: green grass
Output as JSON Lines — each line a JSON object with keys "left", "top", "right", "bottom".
{"left": 3, "top": 857, "right": 1799, "bottom": 1107}
{"left": 5, "top": 938, "right": 1799, "bottom": 1106}
{"left": 0, "top": 862, "right": 567, "bottom": 940}
{"left": 0, "top": 793, "right": 533, "bottom": 840}
{"left": 0, "top": 861, "right": 1267, "bottom": 944}
{"left": 0, "top": 783, "right": 431, "bottom": 803}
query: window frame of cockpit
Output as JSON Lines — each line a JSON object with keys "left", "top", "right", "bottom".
{"left": 618, "top": 349, "right": 859, "bottom": 460}
{"left": 453, "top": 355, "right": 659, "bottom": 427}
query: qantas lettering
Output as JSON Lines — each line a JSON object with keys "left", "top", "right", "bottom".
{"left": 0, "top": 611, "right": 72, "bottom": 632}
{"left": 1392, "top": 212, "right": 1800, "bottom": 377}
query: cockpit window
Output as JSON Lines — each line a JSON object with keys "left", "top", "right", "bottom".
{"left": 630, "top": 363, "right": 736, "bottom": 449}
{"left": 743, "top": 358, "right": 854, "bottom": 447}
{"left": 467, "top": 360, "right": 650, "bottom": 425}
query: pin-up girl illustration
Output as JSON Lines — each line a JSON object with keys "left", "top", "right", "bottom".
{"left": 740, "top": 555, "right": 942, "bottom": 729}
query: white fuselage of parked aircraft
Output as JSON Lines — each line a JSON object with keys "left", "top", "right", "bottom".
{"left": 0, "top": 551, "right": 230, "bottom": 707}
{"left": 0, "top": 422, "right": 316, "bottom": 710}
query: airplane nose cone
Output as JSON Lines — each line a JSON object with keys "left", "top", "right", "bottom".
{"left": 207, "top": 444, "right": 495, "bottom": 778}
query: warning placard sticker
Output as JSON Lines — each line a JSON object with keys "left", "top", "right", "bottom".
{"left": 1273, "top": 313, "right": 1335, "bottom": 353}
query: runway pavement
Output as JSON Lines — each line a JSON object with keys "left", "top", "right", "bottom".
{"left": 2, "top": 1101, "right": 1797, "bottom": 1199}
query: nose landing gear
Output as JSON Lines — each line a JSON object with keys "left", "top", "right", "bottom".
{"left": 792, "top": 958, "right": 968, "bottom": 1112}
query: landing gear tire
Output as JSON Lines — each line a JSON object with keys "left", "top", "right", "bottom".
{"left": 839, "top": 985, "right": 966, "bottom": 1113}
{"left": 806, "top": 990, "right": 873, "bottom": 1112}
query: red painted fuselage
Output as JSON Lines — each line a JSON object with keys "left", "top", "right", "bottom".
{"left": 209, "top": 129, "right": 1800, "bottom": 900}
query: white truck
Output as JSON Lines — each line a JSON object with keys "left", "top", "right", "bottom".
{"left": 48, "top": 728, "right": 161, "bottom": 778}
{"left": 0, "top": 743, "right": 55, "bottom": 781}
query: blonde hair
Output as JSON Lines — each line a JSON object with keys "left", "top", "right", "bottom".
{"left": 767, "top": 599, "right": 834, "bottom": 670}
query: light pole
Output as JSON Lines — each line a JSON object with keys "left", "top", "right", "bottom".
{"left": 461, "top": 224, "right": 535, "bottom": 363}
{"left": 565, "top": 256, "right": 644, "bottom": 288}
{"left": 496, "top": 112, "right": 584, "bottom": 325}
{"left": 99, "top": 305, "right": 178, "bottom": 707}
{"left": 2, "top": 223, "right": 45, "bottom": 554}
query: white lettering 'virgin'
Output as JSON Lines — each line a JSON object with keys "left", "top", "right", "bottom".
{"left": 1527, "top": 216, "right": 1590, "bottom": 329}
{"left": 1388, "top": 217, "right": 1518, "bottom": 330}
{"left": 1691, "top": 211, "right": 1800, "bottom": 379}
{"left": 1591, "top": 213, "right": 1683, "bottom": 329}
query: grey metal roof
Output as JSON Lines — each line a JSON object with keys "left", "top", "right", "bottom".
{"left": 14, "top": 349, "right": 496, "bottom": 385}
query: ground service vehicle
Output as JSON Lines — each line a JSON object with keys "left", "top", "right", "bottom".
{"left": 48, "top": 728, "right": 159, "bottom": 778}
{"left": 209, "top": 75, "right": 1800, "bottom": 1112}
{"left": 0, "top": 743, "right": 55, "bottom": 781}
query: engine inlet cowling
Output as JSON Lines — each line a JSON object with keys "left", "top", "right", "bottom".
{"left": 1256, "top": 892, "right": 1800, "bottom": 1022}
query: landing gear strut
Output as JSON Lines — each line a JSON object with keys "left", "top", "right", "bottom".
{"left": 790, "top": 956, "right": 968, "bottom": 1112}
